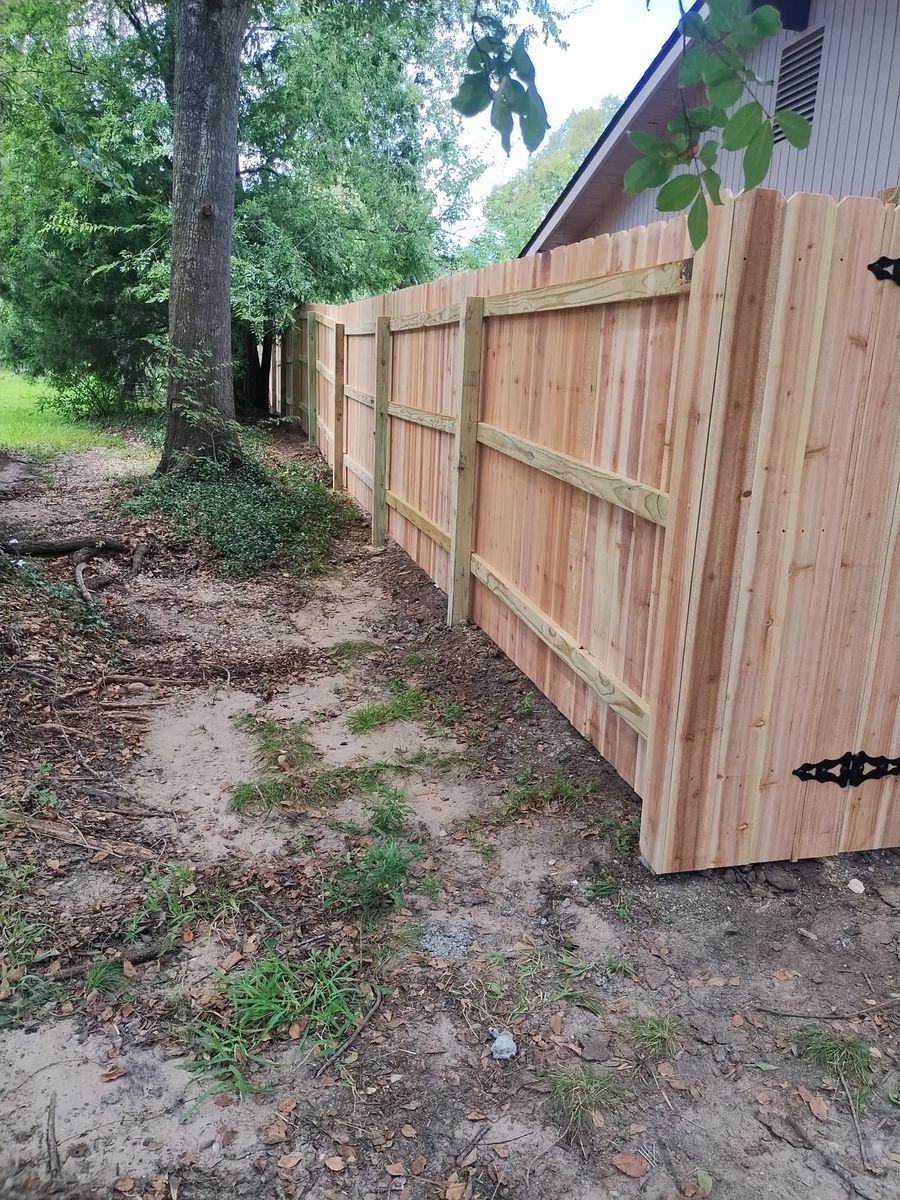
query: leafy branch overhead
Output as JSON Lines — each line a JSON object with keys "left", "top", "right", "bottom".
{"left": 454, "top": 2, "right": 812, "bottom": 250}
{"left": 625, "top": 2, "right": 810, "bottom": 247}
{"left": 451, "top": 19, "right": 548, "bottom": 154}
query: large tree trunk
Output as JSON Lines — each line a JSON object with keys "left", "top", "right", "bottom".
{"left": 158, "top": 0, "right": 252, "bottom": 474}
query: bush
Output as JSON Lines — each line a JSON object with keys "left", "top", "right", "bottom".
{"left": 45, "top": 370, "right": 162, "bottom": 422}
{"left": 123, "top": 453, "right": 354, "bottom": 576}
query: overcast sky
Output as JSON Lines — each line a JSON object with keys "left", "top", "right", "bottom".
{"left": 457, "top": 0, "right": 680, "bottom": 237}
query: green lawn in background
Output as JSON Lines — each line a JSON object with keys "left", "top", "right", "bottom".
{"left": 0, "top": 370, "right": 125, "bottom": 456}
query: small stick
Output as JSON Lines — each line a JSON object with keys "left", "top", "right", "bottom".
{"left": 755, "top": 995, "right": 900, "bottom": 1021}
{"left": 315, "top": 994, "right": 382, "bottom": 1078}
{"left": 839, "top": 1069, "right": 871, "bottom": 1174}
{"left": 73, "top": 562, "right": 93, "bottom": 604}
{"left": 46, "top": 1093, "right": 61, "bottom": 1176}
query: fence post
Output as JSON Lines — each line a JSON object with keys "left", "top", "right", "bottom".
{"left": 280, "top": 324, "right": 290, "bottom": 417}
{"left": 447, "top": 295, "right": 485, "bottom": 626}
{"left": 372, "top": 314, "right": 391, "bottom": 546}
{"left": 333, "top": 321, "right": 345, "bottom": 491}
{"left": 306, "top": 313, "right": 318, "bottom": 444}
{"left": 290, "top": 313, "right": 302, "bottom": 422}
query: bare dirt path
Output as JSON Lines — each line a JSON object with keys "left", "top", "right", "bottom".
{"left": 1, "top": 444, "right": 899, "bottom": 1200}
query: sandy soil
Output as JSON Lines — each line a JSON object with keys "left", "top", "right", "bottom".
{"left": 1, "top": 442, "right": 899, "bottom": 1200}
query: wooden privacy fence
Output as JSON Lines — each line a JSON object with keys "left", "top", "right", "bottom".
{"left": 270, "top": 188, "right": 900, "bottom": 875}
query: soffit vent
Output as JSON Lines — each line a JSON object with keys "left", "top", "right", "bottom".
{"left": 774, "top": 26, "right": 824, "bottom": 144}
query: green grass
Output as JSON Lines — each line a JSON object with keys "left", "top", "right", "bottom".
{"left": 0, "top": 371, "right": 125, "bottom": 455}
{"left": 346, "top": 679, "right": 424, "bottom": 734}
{"left": 234, "top": 714, "right": 316, "bottom": 771}
{"left": 325, "top": 837, "right": 421, "bottom": 913}
{"left": 602, "top": 952, "right": 637, "bottom": 979}
{"left": 630, "top": 1013, "right": 682, "bottom": 1062}
{"left": 365, "top": 785, "right": 414, "bottom": 834}
{"left": 586, "top": 879, "right": 618, "bottom": 900}
{"left": 331, "top": 640, "right": 382, "bottom": 661}
{"left": 613, "top": 818, "right": 642, "bottom": 852}
{"left": 84, "top": 961, "right": 122, "bottom": 996}
{"left": 122, "top": 867, "right": 243, "bottom": 945}
{"left": 184, "top": 948, "right": 362, "bottom": 1102}
{"left": 794, "top": 1023, "right": 873, "bottom": 1105}
{"left": 549, "top": 1064, "right": 620, "bottom": 1129}
{"left": 513, "top": 693, "right": 535, "bottom": 718}
{"left": 501, "top": 769, "right": 591, "bottom": 821}
{"left": 0, "top": 905, "right": 61, "bottom": 1025}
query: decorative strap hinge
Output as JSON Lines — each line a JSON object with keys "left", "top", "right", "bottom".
{"left": 868, "top": 256, "right": 900, "bottom": 286}
{"left": 793, "top": 750, "right": 900, "bottom": 788}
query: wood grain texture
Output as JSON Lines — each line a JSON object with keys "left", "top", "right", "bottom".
{"left": 316, "top": 361, "right": 335, "bottom": 385}
{"left": 388, "top": 403, "right": 456, "bottom": 434}
{"left": 306, "top": 314, "right": 317, "bottom": 444}
{"left": 344, "top": 457, "right": 374, "bottom": 489}
{"left": 387, "top": 491, "right": 450, "bottom": 551}
{"left": 371, "top": 315, "right": 391, "bottom": 547}
{"left": 389, "top": 302, "right": 460, "bottom": 332}
{"left": 332, "top": 322, "right": 345, "bottom": 491}
{"left": 477, "top": 423, "right": 668, "bottom": 525}
{"left": 345, "top": 384, "right": 374, "bottom": 408}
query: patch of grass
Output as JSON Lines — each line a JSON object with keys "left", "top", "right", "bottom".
{"left": 235, "top": 714, "right": 316, "bottom": 771}
{"left": 123, "top": 453, "right": 353, "bottom": 577}
{"left": 549, "top": 1064, "right": 620, "bottom": 1129}
{"left": 586, "top": 879, "right": 618, "bottom": 900}
{"left": 0, "top": 857, "right": 36, "bottom": 899}
{"left": 469, "top": 834, "right": 496, "bottom": 863}
{"left": 513, "top": 693, "right": 535, "bottom": 718}
{"left": 365, "top": 785, "right": 414, "bottom": 834}
{"left": 403, "top": 652, "right": 434, "bottom": 669}
{"left": 0, "top": 370, "right": 126, "bottom": 455}
{"left": 630, "top": 1013, "right": 682, "bottom": 1062}
{"left": 332, "top": 640, "right": 382, "bottom": 661}
{"left": 325, "top": 816, "right": 365, "bottom": 836}
{"left": 123, "top": 867, "right": 243, "bottom": 946}
{"left": 794, "top": 1023, "right": 873, "bottom": 1104}
{"left": 432, "top": 697, "right": 464, "bottom": 726}
{"left": 614, "top": 891, "right": 635, "bottom": 920}
{"left": 228, "top": 776, "right": 293, "bottom": 814}
{"left": 184, "top": 948, "right": 362, "bottom": 1102}
{"left": 346, "top": 679, "right": 424, "bottom": 734}
{"left": 393, "top": 922, "right": 424, "bottom": 947}
{"left": 325, "top": 838, "right": 421, "bottom": 913}
{"left": 501, "top": 769, "right": 591, "bottom": 822}
{"left": 613, "top": 818, "right": 641, "bottom": 853}
{"left": 560, "top": 988, "right": 605, "bottom": 1017}
{"left": 417, "top": 873, "right": 443, "bottom": 899}
{"left": 84, "top": 961, "right": 122, "bottom": 996}
{"left": 0, "top": 905, "right": 60, "bottom": 1024}
{"left": 603, "top": 952, "right": 637, "bottom": 979}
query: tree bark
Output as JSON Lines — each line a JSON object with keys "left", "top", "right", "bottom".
{"left": 158, "top": 0, "right": 253, "bottom": 474}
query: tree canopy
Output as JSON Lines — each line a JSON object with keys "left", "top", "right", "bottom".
{"left": 460, "top": 98, "right": 620, "bottom": 267}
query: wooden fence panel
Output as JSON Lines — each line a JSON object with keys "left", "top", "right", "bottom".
{"left": 274, "top": 187, "right": 899, "bottom": 873}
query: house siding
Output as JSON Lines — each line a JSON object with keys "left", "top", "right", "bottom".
{"left": 585, "top": 0, "right": 900, "bottom": 238}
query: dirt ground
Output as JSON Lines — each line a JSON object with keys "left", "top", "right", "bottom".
{"left": 1, "top": 438, "right": 899, "bottom": 1200}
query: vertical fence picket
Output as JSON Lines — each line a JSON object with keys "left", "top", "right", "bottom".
{"left": 333, "top": 321, "right": 345, "bottom": 491}
{"left": 306, "top": 314, "right": 317, "bottom": 444}
{"left": 372, "top": 315, "right": 391, "bottom": 546}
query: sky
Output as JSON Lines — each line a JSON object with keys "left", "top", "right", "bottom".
{"left": 456, "top": 0, "right": 680, "bottom": 238}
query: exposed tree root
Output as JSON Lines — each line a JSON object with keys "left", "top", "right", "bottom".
{"left": 2, "top": 536, "right": 130, "bottom": 557}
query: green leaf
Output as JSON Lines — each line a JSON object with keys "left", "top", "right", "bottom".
{"left": 678, "top": 45, "right": 707, "bottom": 88}
{"left": 680, "top": 12, "right": 706, "bottom": 39}
{"left": 623, "top": 155, "right": 673, "bottom": 194}
{"left": 698, "top": 140, "right": 719, "bottom": 168}
{"left": 751, "top": 1061, "right": 779, "bottom": 1071}
{"left": 629, "top": 130, "right": 669, "bottom": 157}
{"left": 722, "top": 101, "right": 764, "bottom": 150}
{"left": 702, "top": 167, "right": 722, "bottom": 205}
{"left": 498, "top": 76, "right": 527, "bottom": 110}
{"left": 774, "top": 108, "right": 812, "bottom": 149}
{"left": 452, "top": 73, "right": 492, "bottom": 117}
{"left": 751, "top": 5, "right": 782, "bottom": 36}
{"left": 743, "top": 119, "right": 774, "bottom": 188}
{"left": 695, "top": 1166, "right": 714, "bottom": 1196}
{"left": 509, "top": 35, "right": 535, "bottom": 86}
{"left": 687, "top": 191, "right": 709, "bottom": 249}
{"left": 656, "top": 172, "right": 701, "bottom": 212}
{"left": 519, "top": 89, "right": 548, "bottom": 153}
{"left": 707, "top": 74, "right": 744, "bottom": 108}
{"left": 490, "top": 94, "right": 514, "bottom": 154}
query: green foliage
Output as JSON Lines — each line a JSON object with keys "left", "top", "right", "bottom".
{"left": 460, "top": 102, "right": 619, "bottom": 266}
{"left": 365, "top": 785, "right": 415, "bottom": 834}
{"left": 613, "top": 818, "right": 641, "bottom": 853}
{"left": 0, "top": 371, "right": 127, "bottom": 454}
{"left": 602, "top": 952, "right": 637, "bottom": 979}
{"left": 794, "top": 1023, "right": 873, "bottom": 1104}
{"left": 549, "top": 1064, "right": 620, "bottom": 1128}
{"left": 513, "top": 692, "right": 535, "bottom": 718}
{"left": 325, "top": 838, "right": 421, "bottom": 913}
{"left": 346, "top": 679, "right": 424, "bottom": 734}
{"left": 452, "top": 29, "right": 548, "bottom": 154}
{"left": 184, "top": 948, "right": 362, "bottom": 1101}
{"left": 122, "top": 867, "right": 242, "bottom": 946}
{"left": 502, "top": 769, "right": 591, "bottom": 821}
{"left": 234, "top": 714, "right": 316, "bottom": 771}
{"left": 83, "top": 961, "right": 122, "bottom": 996}
{"left": 630, "top": 1013, "right": 682, "bottom": 1062}
{"left": 123, "top": 454, "right": 352, "bottom": 577}
{"left": 331, "top": 640, "right": 382, "bottom": 662}
{"left": 586, "top": 879, "right": 618, "bottom": 900}
{"left": 13, "top": 561, "right": 108, "bottom": 633}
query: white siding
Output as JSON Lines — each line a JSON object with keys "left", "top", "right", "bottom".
{"left": 586, "top": 0, "right": 900, "bottom": 238}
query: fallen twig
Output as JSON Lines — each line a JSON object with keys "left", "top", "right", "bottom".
{"left": 48, "top": 940, "right": 170, "bottom": 982}
{"left": 315, "top": 994, "right": 383, "bottom": 1078}
{"left": 11, "top": 813, "right": 154, "bottom": 860}
{"left": 74, "top": 561, "right": 93, "bottom": 603}
{"left": 46, "top": 1093, "right": 61, "bottom": 1176}
{"left": 839, "top": 1069, "right": 872, "bottom": 1174}
{"left": 755, "top": 995, "right": 900, "bottom": 1021}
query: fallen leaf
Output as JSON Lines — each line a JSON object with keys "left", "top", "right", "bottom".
{"left": 263, "top": 1119, "right": 288, "bottom": 1145}
{"left": 466, "top": 1109, "right": 488, "bottom": 1121}
{"left": 694, "top": 1166, "right": 714, "bottom": 1196}
{"left": 628, "top": 1123, "right": 647, "bottom": 1135}
{"left": 220, "top": 950, "right": 243, "bottom": 972}
{"left": 445, "top": 1178, "right": 465, "bottom": 1200}
{"left": 611, "top": 1152, "right": 649, "bottom": 1178}
{"left": 797, "top": 1085, "right": 829, "bottom": 1121}
{"left": 848, "top": 878, "right": 865, "bottom": 894}
{"left": 100, "top": 1065, "right": 127, "bottom": 1082}
{"left": 771, "top": 968, "right": 800, "bottom": 982}
{"left": 744, "top": 1011, "right": 764, "bottom": 1029}
{"left": 220, "top": 1128, "right": 238, "bottom": 1147}
{"left": 278, "top": 1153, "right": 303, "bottom": 1169}
{"left": 46, "top": 858, "right": 61, "bottom": 870}
{"left": 323, "top": 1156, "right": 345, "bottom": 1172}
{"left": 731, "top": 1014, "right": 745, "bottom": 1027}
{"left": 755, "top": 1090, "right": 772, "bottom": 1105}
{"left": 549, "top": 1013, "right": 563, "bottom": 1036}
{"left": 385, "top": 1162, "right": 407, "bottom": 1177}
{"left": 657, "top": 1061, "right": 675, "bottom": 1078}
{"left": 92, "top": 849, "right": 111, "bottom": 862}
{"left": 459, "top": 1148, "right": 478, "bottom": 1169}
{"left": 493, "top": 1144, "right": 509, "bottom": 1158}
{"left": 400, "top": 1124, "right": 417, "bottom": 1138}
{"left": 182, "top": 928, "right": 193, "bottom": 943}
{"left": 590, "top": 1109, "right": 605, "bottom": 1128}
{"left": 121, "top": 959, "right": 137, "bottom": 980}
{"left": 113, "top": 1182, "right": 135, "bottom": 1194}
{"left": 410, "top": 1154, "right": 428, "bottom": 1175}
{"left": 276, "top": 1097, "right": 299, "bottom": 1116}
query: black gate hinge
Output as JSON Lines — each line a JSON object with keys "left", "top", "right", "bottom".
{"left": 868, "top": 256, "right": 900, "bottom": 285}
{"left": 793, "top": 750, "right": 900, "bottom": 788}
